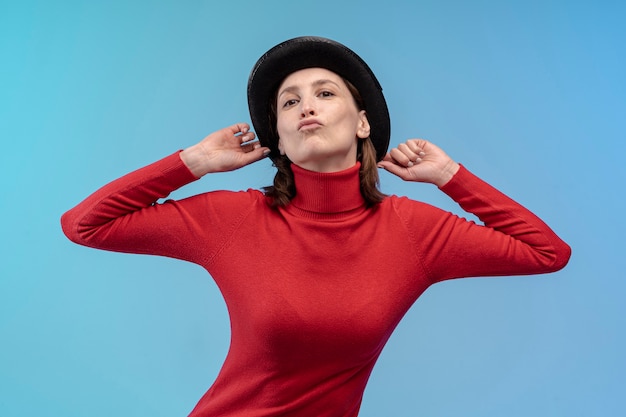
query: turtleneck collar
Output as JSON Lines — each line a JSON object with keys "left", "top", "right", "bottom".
{"left": 287, "top": 162, "right": 366, "bottom": 219}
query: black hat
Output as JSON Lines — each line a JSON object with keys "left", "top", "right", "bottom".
{"left": 247, "top": 36, "right": 390, "bottom": 162}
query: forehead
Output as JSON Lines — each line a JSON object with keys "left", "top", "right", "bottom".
{"left": 278, "top": 67, "right": 345, "bottom": 91}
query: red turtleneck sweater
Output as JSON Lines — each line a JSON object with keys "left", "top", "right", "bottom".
{"left": 61, "top": 152, "right": 570, "bottom": 417}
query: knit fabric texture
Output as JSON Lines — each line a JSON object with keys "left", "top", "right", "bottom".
{"left": 61, "top": 152, "right": 570, "bottom": 417}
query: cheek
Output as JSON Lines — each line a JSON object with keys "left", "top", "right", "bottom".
{"left": 276, "top": 120, "right": 285, "bottom": 137}
{"left": 275, "top": 113, "right": 290, "bottom": 137}
{"left": 275, "top": 120, "right": 285, "bottom": 153}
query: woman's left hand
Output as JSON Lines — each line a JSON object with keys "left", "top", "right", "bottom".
{"left": 377, "top": 139, "right": 460, "bottom": 187}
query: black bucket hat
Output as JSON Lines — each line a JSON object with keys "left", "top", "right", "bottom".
{"left": 247, "top": 36, "right": 390, "bottom": 162}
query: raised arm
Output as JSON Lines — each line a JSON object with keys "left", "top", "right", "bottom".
{"left": 61, "top": 123, "right": 270, "bottom": 261}
{"left": 180, "top": 122, "right": 270, "bottom": 177}
{"left": 377, "top": 138, "right": 460, "bottom": 187}
{"left": 379, "top": 139, "right": 571, "bottom": 281}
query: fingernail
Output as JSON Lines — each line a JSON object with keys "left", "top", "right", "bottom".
{"left": 407, "top": 161, "right": 414, "bottom": 167}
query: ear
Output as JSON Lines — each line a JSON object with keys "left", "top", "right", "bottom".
{"left": 356, "top": 110, "right": 371, "bottom": 139}
{"left": 277, "top": 138, "right": 286, "bottom": 155}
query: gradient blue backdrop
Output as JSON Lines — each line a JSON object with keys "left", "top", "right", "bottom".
{"left": 1, "top": 1, "right": 624, "bottom": 416}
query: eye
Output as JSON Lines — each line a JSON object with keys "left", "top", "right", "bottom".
{"left": 319, "top": 90, "right": 334, "bottom": 98}
{"left": 282, "top": 98, "right": 299, "bottom": 108}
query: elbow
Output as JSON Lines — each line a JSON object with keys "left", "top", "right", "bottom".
{"left": 545, "top": 240, "right": 572, "bottom": 273}
{"left": 60, "top": 209, "right": 86, "bottom": 245}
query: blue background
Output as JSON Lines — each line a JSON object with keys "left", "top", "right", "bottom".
{"left": 1, "top": 1, "right": 624, "bottom": 416}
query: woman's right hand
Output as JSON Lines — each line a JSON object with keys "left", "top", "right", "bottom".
{"left": 180, "top": 123, "right": 270, "bottom": 177}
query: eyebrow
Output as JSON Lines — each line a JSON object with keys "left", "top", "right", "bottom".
{"left": 277, "top": 79, "right": 342, "bottom": 98}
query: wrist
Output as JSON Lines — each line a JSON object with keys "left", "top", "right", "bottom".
{"left": 434, "top": 160, "right": 460, "bottom": 187}
{"left": 180, "top": 145, "right": 210, "bottom": 178}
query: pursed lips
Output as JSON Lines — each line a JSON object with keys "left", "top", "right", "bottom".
{"left": 298, "top": 119, "right": 323, "bottom": 131}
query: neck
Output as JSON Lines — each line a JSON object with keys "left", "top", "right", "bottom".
{"left": 293, "top": 153, "right": 358, "bottom": 173}
{"left": 287, "top": 162, "right": 366, "bottom": 219}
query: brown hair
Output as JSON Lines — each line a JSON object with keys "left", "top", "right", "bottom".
{"left": 263, "top": 77, "right": 387, "bottom": 207}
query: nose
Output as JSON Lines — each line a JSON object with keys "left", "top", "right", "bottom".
{"left": 300, "top": 96, "right": 316, "bottom": 117}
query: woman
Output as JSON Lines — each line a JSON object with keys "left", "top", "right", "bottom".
{"left": 62, "top": 37, "right": 571, "bottom": 417}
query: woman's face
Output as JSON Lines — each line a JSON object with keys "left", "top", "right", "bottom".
{"left": 275, "top": 68, "right": 370, "bottom": 172}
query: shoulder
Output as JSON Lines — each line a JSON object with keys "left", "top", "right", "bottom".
{"left": 176, "top": 188, "right": 268, "bottom": 209}
{"left": 162, "top": 188, "right": 273, "bottom": 238}
{"left": 381, "top": 194, "right": 446, "bottom": 216}
{"left": 377, "top": 194, "right": 455, "bottom": 232}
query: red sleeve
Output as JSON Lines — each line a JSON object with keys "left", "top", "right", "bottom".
{"left": 397, "top": 165, "right": 571, "bottom": 283}
{"left": 60, "top": 152, "right": 262, "bottom": 265}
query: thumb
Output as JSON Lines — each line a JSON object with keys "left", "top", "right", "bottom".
{"left": 377, "top": 159, "right": 407, "bottom": 179}
{"left": 381, "top": 152, "right": 394, "bottom": 163}
{"left": 241, "top": 145, "right": 271, "bottom": 166}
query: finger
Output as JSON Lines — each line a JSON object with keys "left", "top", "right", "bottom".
{"left": 406, "top": 139, "right": 427, "bottom": 158}
{"left": 239, "top": 131, "right": 256, "bottom": 143}
{"left": 389, "top": 147, "right": 415, "bottom": 167}
{"left": 240, "top": 145, "right": 271, "bottom": 165}
{"left": 240, "top": 140, "right": 261, "bottom": 153}
{"left": 398, "top": 143, "right": 420, "bottom": 163}
{"left": 228, "top": 122, "right": 251, "bottom": 135}
{"left": 377, "top": 160, "right": 410, "bottom": 180}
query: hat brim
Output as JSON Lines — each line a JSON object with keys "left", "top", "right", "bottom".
{"left": 247, "top": 36, "right": 390, "bottom": 162}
